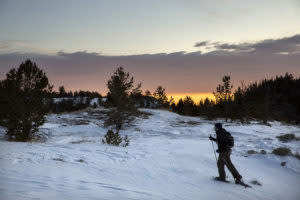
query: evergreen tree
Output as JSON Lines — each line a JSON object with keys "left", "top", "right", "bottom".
{"left": 169, "top": 96, "right": 175, "bottom": 111}
{"left": 213, "top": 75, "right": 233, "bottom": 122}
{"left": 130, "top": 83, "right": 142, "bottom": 100}
{"left": 0, "top": 59, "right": 52, "bottom": 141}
{"left": 182, "top": 96, "right": 196, "bottom": 115}
{"left": 58, "top": 86, "right": 67, "bottom": 97}
{"left": 0, "top": 80, "right": 8, "bottom": 126}
{"left": 107, "top": 67, "right": 134, "bottom": 109}
{"left": 73, "top": 91, "right": 79, "bottom": 97}
{"left": 153, "top": 86, "right": 168, "bottom": 107}
{"left": 176, "top": 98, "right": 184, "bottom": 114}
{"left": 145, "top": 90, "right": 151, "bottom": 96}
{"left": 102, "top": 129, "right": 130, "bottom": 147}
{"left": 233, "top": 85, "right": 247, "bottom": 123}
{"left": 105, "top": 67, "right": 139, "bottom": 131}
{"left": 67, "top": 91, "right": 73, "bottom": 97}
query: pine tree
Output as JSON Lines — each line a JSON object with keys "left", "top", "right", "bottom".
{"left": 58, "top": 86, "right": 67, "bottom": 97}
{"left": 0, "top": 80, "right": 8, "bottom": 126}
{"left": 107, "top": 67, "right": 134, "bottom": 110}
{"left": 102, "top": 129, "right": 130, "bottom": 147}
{"left": 105, "top": 67, "right": 139, "bottom": 132}
{"left": 130, "top": 83, "right": 142, "bottom": 100}
{"left": 153, "top": 86, "right": 168, "bottom": 107}
{"left": 102, "top": 130, "right": 122, "bottom": 146}
{"left": 169, "top": 96, "right": 176, "bottom": 111}
{"left": 213, "top": 75, "right": 233, "bottom": 122}
{"left": 182, "top": 96, "right": 196, "bottom": 115}
{"left": 176, "top": 98, "right": 184, "bottom": 114}
{"left": 144, "top": 90, "right": 151, "bottom": 96}
{"left": 0, "top": 59, "right": 52, "bottom": 141}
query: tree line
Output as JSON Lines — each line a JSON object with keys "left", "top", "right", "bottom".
{"left": 54, "top": 86, "right": 102, "bottom": 98}
{"left": 0, "top": 59, "right": 299, "bottom": 142}
{"left": 171, "top": 74, "right": 300, "bottom": 124}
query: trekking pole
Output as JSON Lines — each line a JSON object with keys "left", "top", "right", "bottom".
{"left": 210, "top": 134, "right": 218, "bottom": 164}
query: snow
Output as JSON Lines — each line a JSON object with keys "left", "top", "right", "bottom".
{"left": 53, "top": 97, "right": 74, "bottom": 103}
{"left": 90, "top": 98, "right": 100, "bottom": 107}
{"left": 53, "top": 97, "right": 101, "bottom": 106}
{"left": 0, "top": 108, "right": 300, "bottom": 200}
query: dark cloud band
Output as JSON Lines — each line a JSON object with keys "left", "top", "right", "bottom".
{"left": 195, "top": 34, "right": 300, "bottom": 55}
{"left": 1, "top": 35, "right": 299, "bottom": 94}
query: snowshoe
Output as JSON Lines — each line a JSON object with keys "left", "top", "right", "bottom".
{"left": 213, "top": 177, "right": 230, "bottom": 183}
{"left": 235, "top": 179, "right": 252, "bottom": 188}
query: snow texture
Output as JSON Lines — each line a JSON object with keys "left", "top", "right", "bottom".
{"left": 0, "top": 108, "right": 300, "bottom": 200}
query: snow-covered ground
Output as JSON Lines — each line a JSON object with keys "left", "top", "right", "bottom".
{"left": 0, "top": 108, "right": 300, "bottom": 200}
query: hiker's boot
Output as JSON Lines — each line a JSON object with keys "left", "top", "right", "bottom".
{"left": 214, "top": 177, "right": 227, "bottom": 182}
{"left": 235, "top": 178, "right": 242, "bottom": 184}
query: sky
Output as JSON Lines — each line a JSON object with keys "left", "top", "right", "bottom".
{"left": 0, "top": 0, "right": 300, "bottom": 100}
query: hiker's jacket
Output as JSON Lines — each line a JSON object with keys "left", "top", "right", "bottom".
{"left": 211, "top": 128, "right": 231, "bottom": 153}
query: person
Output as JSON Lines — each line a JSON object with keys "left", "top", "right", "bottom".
{"left": 209, "top": 123, "right": 242, "bottom": 184}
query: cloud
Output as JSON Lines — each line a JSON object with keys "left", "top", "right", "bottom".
{"left": 0, "top": 41, "right": 11, "bottom": 50}
{"left": 0, "top": 40, "right": 55, "bottom": 54}
{"left": 1, "top": 35, "right": 300, "bottom": 94}
{"left": 194, "top": 41, "right": 209, "bottom": 47}
{"left": 195, "top": 34, "right": 300, "bottom": 55}
{"left": 214, "top": 42, "right": 253, "bottom": 51}
{"left": 250, "top": 34, "right": 300, "bottom": 54}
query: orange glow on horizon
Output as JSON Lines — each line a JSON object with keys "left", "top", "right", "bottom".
{"left": 167, "top": 93, "right": 215, "bottom": 104}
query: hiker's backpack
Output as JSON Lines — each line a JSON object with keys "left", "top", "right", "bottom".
{"left": 225, "top": 131, "right": 234, "bottom": 148}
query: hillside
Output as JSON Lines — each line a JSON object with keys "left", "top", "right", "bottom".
{"left": 0, "top": 108, "right": 300, "bottom": 200}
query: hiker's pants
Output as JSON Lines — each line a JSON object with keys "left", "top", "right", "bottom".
{"left": 217, "top": 150, "right": 242, "bottom": 180}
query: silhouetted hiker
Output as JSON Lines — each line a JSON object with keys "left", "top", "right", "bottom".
{"left": 209, "top": 123, "right": 243, "bottom": 184}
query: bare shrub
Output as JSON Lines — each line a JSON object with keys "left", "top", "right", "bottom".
{"left": 186, "top": 121, "right": 201, "bottom": 125}
{"left": 123, "top": 135, "right": 130, "bottom": 147}
{"left": 70, "top": 139, "right": 93, "bottom": 144}
{"left": 260, "top": 150, "right": 267, "bottom": 155}
{"left": 139, "top": 111, "right": 152, "bottom": 119}
{"left": 247, "top": 150, "right": 257, "bottom": 155}
{"left": 276, "top": 134, "right": 295, "bottom": 142}
{"left": 73, "top": 119, "right": 90, "bottom": 125}
{"left": 272, "top": 147, "right": 291, "bottom": 156}
{"left": 53, "top": 157, "right": 64, "bottom": 162}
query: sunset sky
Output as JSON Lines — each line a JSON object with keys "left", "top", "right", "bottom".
{"left": 0, "top": 0, "right": 300, "bottom": 101}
